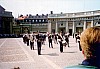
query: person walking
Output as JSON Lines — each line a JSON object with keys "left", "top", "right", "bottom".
{"left": 23, "top": 34, "right": 27, "bottom": 44}
{"left": 77, "top": 34, "right": 82, "bottom": 51}
{"left": 65, "top": 34, "right": 69, "bottom": 47}
{"left": 54, "top": 34, "right": 58, "bottom": 44}
{"left": 58, "top": 32, "right": 63, "bottom": 53}
{"left": 26, "top": 33, "right": 30, "bottom": 46}
{"left": 36, "top": 33, "right": 42, "bottom": 55}
{"left": 48, "top": 34, "right": 53, "bottom": 48}
{"left": 30, "top": 34, "right": 34, "bottom": 50}
{"left": 59, "top": 36, "right": 63, "bottom": 53}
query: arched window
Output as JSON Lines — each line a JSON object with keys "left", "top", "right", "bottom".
{"left": 32, "top": 20, "right": 34, "bottom": 22}
{"left": 36, "top": 19, "right": 37, "bottom": 22}
{"left": 42, "top": 19, "right": 44, "bottom": 22}
{"left": 39, "top": 20, "right": 41, "bottom": 22}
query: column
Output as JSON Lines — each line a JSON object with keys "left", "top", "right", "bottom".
{"left": 48, "top": 20, "right": 51, "bottom": 33}
{"left": 10, "top": 22, "right": 12, "bottom": 34}
{"left": 66, "top": 21, "right": 69, "bottom": 33}
{"left": 91, "top": 20, "right": 94, "bottom": 27}
{"left": 73, "top": 21, "right": 75, "bottom": 33}
{"left": 55, "top": 20, "right": 58, "bottom": 33}
{"left": 84, "top": 21, "right": 86, "bottom": 30}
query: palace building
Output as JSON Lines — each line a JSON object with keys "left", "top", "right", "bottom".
{"left": 13, "top": 14, "right": 48, "bottom": 34}
{"left": 14, "top": 10, "right": 100, "bottom": 35}
{"left": 0, "top": 5, "right": 13, "bottom": 34}
{"left": 48, "top": 10, "right": 100, "bottom": 35}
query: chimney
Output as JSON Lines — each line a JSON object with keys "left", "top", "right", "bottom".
{"left": 50, "top": 11, "right": 53, "bottom": 14}
{"left": 36, "top": 14, "right": 38, "bottom": 16}
{"left": 61, "top": 12, "right": 63, "bottom": 14}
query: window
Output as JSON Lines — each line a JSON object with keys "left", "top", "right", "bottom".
{"left": 39, "top": 20, "right": 41, "bottom": 22}
{"left": 98, "top": 22, "right": 100, "bottom": 24}
{"left": 32, "top": 20, "right": 34, "bottom": 22}
{"left": 42, "top": 19, "right": 44, "bottom": 22}
{"left": 36, "top": 20, "right": 37, "bottom": 22}
{"left": 79, "top": 23, "right": 81, "bottom": 25}
{"left": 26, "top": 20, "right": 28, "bottom": 22}
{"left": 61, "top": 23, "right": 63, "bottom": 26}
{"left": 45, "top": 19, "right": 48, "bottom": 22}
{"left": 29, "top": 20, "right": 31, "bottom": 22}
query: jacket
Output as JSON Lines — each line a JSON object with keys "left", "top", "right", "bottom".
{"left": 64, "top": 59, "right": 100, "bottom": 69}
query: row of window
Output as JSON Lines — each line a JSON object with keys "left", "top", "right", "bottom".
{"left": 17, "top": 19, "right": 48, "bottom": 23}
{"left": 50, "top": 16, "right": 100, "bottom": 21}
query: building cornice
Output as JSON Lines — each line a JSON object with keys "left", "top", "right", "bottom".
{"left": 48, "top": 10, "right": 100, "bottom": 18}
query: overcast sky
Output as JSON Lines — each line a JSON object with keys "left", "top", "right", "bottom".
{"left": 0, "top": 0, "right": 100, "bottom": 17}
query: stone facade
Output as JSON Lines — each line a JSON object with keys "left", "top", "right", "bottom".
{"left": 14, "top": 14, "right": 48, "bottom": 34}
{"left": 48, "top": 10, "right": 100, "bottom": 35}
{"left": 0, "top": 5, "right": 13, "bottom": 34}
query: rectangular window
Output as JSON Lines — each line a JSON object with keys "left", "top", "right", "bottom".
{"left": 98, "top": 22, "right": 100, "bottom": 24}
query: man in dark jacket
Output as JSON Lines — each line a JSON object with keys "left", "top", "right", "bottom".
{"left": 36, "top": 33, "right": 42, "bottom": 55}
{"left": 65, "top": 35, "right": 69, "bottom": 47}
{"left": 48, "top": 34, "right": 53, "bottom": 48}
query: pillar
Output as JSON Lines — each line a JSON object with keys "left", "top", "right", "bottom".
{"left": 73, "top": 21, "right": 75, "bottom": 33}
{"left": 91, "top": 20, "right": 94, "bottom": 27}
{"left": 66, "top": 21, "right": 69, "bottom": 33}
{"left": 48, "top": 20, "right": 51, "bottom": 33}
{"left": 55, "top": 20, "right": 58, "bottom": 33}
{"left": 84, "top": 21, "right": 86, "bottom": 30}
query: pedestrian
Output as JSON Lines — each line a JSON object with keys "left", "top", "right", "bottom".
{"left": 23, "top": 34, "right": 27, "bottom": 44}
{"left": 77, "top": 35, "right": 82, "bottom": 51}
{"left": 30, "top": 34, "right": 34, "bottom": 50}
{"left": 75, "top": 33, "right": 78, "bottom": 43}
{"left": 36, "top": 33, "right": 42, "bottom": 55}
{"left": 48, "top": 34, "right": 53, "bottom": 48}
{"left": 54, "top": 34, "right": 58, "bottom": 44}
{"left": 73, "top": 33, "right": 74, "bottom": 38}
{"left": 64, "top": 27, "right": 100, "bottom": 69}
{"left": 58, "top": 32, "right": 63, "bottom": 53}
{"left": 65, "top": 35, "right": 69, "bottom": 47}
{"left": 59, "top": 37, "right": 63, "bottom": 53}
{"left": 26, "top": 34, "right": 30, "bottom": 46}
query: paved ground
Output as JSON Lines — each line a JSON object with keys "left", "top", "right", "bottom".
{"left": 0, "top": 36, "right": 84, "bottom": 69}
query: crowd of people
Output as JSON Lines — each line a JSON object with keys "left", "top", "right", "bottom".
{"left": 22, "top": 27, "right": 100, "bottom": 69}
{"left": 22, "top": 31, "right": 71, "bottom": 55}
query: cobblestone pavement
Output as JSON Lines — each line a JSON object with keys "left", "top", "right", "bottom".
{"left": 0, "top": 36, "right": 84, "bottom": 69}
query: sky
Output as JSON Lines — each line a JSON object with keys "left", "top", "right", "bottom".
{"left": 0, "top": 0, "right": 100, "bottom": 18}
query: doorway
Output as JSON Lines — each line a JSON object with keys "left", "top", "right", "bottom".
{"left": 52, "top": 29, "right": 55, "bottom": 34}
{"left": 69, "top": 29, "right": 72, "bottom": 35}
{"left": 58, "top": 28, "right": 65, "bottom": 33}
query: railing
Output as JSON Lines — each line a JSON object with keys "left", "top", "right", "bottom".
{"left": 0, "top": 11, "right": 13, "bottom": 17}
{"left": 48, "top": 10, "right": 100, "bottom": 18}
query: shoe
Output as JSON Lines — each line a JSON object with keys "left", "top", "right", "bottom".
{"left": 38, "top": 54, "right": 41, "bottom": 55}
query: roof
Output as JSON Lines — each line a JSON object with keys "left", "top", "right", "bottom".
{"left": 0, "top": 5, "right": 5, "bottom": 10}
{"left": 17, "top": 16, "right": 28, "bottom": 20}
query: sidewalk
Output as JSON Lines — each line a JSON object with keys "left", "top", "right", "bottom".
{"left": 0, "top": 36, "right": 84, "bottom": 69}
